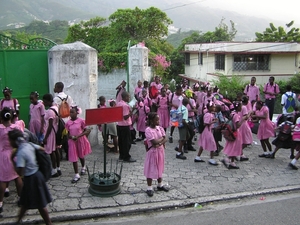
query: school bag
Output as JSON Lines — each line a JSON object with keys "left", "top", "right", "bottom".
{"left": 149, "top": 86, "right": 159, "bottom": 99}
{"left": 49, "top": 108, "right": 66, "bottom": 145}
{"left": 170, "top": 108, "right": 184, "bottom": 128}
{"left": 277, "top": 121, "right": 293, "bottom": 141}
{"left": 292, "top": 125, "right": 300, "bottom": 141}
{"left": 57, "top": 96, "right": 70, "bottom": 118}
{"left": 29, "top": 143, "right": 52, "bottom": 182}
{"left": 221, "top": 114, "right": 237, "bottom": 142}
{"left": 284, "top": 93, "right": 296, "bottom": 113}
{"left": 196, "top": 114, "right": 206, "bottom": 134}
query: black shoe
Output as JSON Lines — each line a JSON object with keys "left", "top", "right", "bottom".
{"left": 157, "top": 185, "right": 169, "bottom": 192}
{"left": 266, "top": 153, "right": 275, "bottom": 159}
{"left": 191, "top": 142, "right": 195, "bottom": 145}
{"left": 123, "top": 158, "right": 136, "bottom": 163}
{"left": 174, "top": 146, "right": 179, "bottom": 151}
{"left": 51, "top": 173, "right": 59, "bottom": 178}
{"left": 176, "top": 153, "right": 187, "bottom": 160}
{"left": 290, "top": 154, "right": 295, "bottom": 159}
{"left": 188, "top": 146, "right": 197, "bottom": 151}
{"left": 228, "top": 164, "right": 239, "bottom": 169}
{"left": 214, "top": 151, "right": 219, "bottom": 156}
{"left": 146, "top": 190, "right": 154, "bottom": 197}
{"left": 240, "top": 157, "right": 249, "bottom": 161}
{"left": 135, "top": 137, "right": 143, "bottom": 142}
{"left": 169, "top": 136, "right": 173, "bottom": 143}
{"left": 218, "top": 145, "right": 224, "bottom": 150}
{"left": 71, "top": 176, "right": 80, "bottom": 183}
{"left": 131, "top": 141, "right": 137, "bottom": 145}
{"left": 57, "top": 170, "right": 62, "bottom": 176}
{"left": 4, "top": 191, "right": 9, "bottom": 198}
{"left": 194, "top": 158, "right": 205, "bottom": 162}
{"left": 259, "top": 154, "right": 267, "bottom": 158}
{"left": 184, "top": 149, "right": 188, "bottom": 153}
{"left": 0, "top": 206, "right": 3, "bottom": 213}
{"left": 289, "top": 163, "right": 298, "bottom": 170}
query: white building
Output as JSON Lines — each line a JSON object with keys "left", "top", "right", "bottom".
{"left": 183, "top": 42, "right": 300, "bottom": 85}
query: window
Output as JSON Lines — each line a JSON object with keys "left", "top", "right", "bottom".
{"left": 215, "top": 54, "right": 225, "bottom": 70}
{"left": 198, "top": 52, "right": 203, "bottom": 65}
{"left": 233, "top": 54, "right": 270, "bottom": 71}
{"left": 185, "top": 53, "right": 190, "bottom": 65}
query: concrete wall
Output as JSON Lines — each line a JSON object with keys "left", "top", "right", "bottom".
{"left": 48, "top": 41, "right": 98, "bottom": 146}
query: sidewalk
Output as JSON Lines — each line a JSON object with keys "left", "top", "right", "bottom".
{"left": 1, "top": 124, "right": 300, "bottom": 224}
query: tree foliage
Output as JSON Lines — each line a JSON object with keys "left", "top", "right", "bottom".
{"left": 255, "top": 21, "right": 300, "bottom": 42}
{"left": 65, "top": 7, "right": 173, "bottom": 72}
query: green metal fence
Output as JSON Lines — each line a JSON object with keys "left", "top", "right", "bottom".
{"left": 0, "top": 34, "right": 56, "bottom": 126}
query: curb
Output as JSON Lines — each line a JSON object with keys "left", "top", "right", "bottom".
{"left": 3, "top": 184, "right": 300, "bottom": 224}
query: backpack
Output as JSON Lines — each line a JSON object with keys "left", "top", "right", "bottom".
{"left": 170, "top": 108, "right": 184, "bottom": 127}
{"left": 284, "top": 93, "right": 296, "bottom": 113}
{"left": 30, "top": 143, "right": 51, "bottom": 182}
{"left": 49, "top": 108, "right": 66, "bottom": 145}
{"left": 278, "top": 121, "right": 293, "bottom": 141}
{"left": 149, "top": 86, "right": 159, "bottom": 99}
{"left": 57, "top": 96, "right": 70, "bottom": 118}
{"left": 221, "top": 114, "right": 237, "bottom": 142}
{"left": 196, "top": 114, "right": 206, "bottom": 134}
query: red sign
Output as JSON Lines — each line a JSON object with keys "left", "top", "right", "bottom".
{"left": 85, "top": 107, "right": 123, "bottom": 125}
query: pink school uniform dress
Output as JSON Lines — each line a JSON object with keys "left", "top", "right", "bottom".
{"left": 44, "top": 106, "right": 58, "bottom": 154}
{"left": 256, "top": 106, "right": 275, "bottom": 140}
{"left": 157, "top": 95, "right": 169, "bottom": 129}
{"left": 144, "top": 126, "right": 166, "bottom": 179}
{"left": 196, "top": 91, "right": 206, "bottom": 115}
{"left": 0, "top": 98, "right": 19, "bottom": 110}
{"left": 238, "top": 106, "right": 253, "bottom": 145}
{"left": 223, "top": 112, "right": 242, "bottom": 157}
{"left": 15, "top": 120, "right": 25, "bottom": 132}
{"left": 198, "top": 112, "right": 217, "bottom": 151}
{"left": 0, "top": 123, "right": 20, "bottom": 182}
{"left": 137, "top": 102, "right": 150, "bottom": 133}
{"left": 65, "top": 118, "right": 92, "bottom": 162}
{"left": 29, "top": 101, "right": 45, "bottom": 135}
{"left": 116, "top": 87, "right": 125, "bottom": 103}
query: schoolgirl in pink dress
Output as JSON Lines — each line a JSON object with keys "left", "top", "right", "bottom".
{"left": 221, "top": 102, "right": 244, "bottom": 169}
{"left": 194, "top": 102, "right": 218, "bottom": 165}
{"left": 156, "top": 88, "right": 169, "bottom": 131}
{"left": 116, "top": 80, "right": 126, "bottom": 103}
{"left": 0, "top": 87, "right": 20, "bottom": 112}
{"left": 29, "top": 91, "right": 45, "bottom": 143}
{"left": 134, "top": 80, "right": 143, "bottom": 100}
{"left": 136, "top": 90, "right": 151, "bottom": 140}
{"left": 0, "top": 107, "right": 23, "bottom": 213}
{"left": 238, "top": 97, "right": 253, "bottom": 161}
{"left": 252, "top": 101, "right": 275, "bottom": 158}
{"left": 66, "top": 106, "right": 92, "bottom": 183}
{"left": 144, "top": 112, "right": 168, "bottom": 197}
{"left": 42, "top": 94, "right": 61, "bottom": 178}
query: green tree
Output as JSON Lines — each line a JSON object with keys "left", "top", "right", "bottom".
{"left": 255, "top": 21, "right": 300, "bottom": 42}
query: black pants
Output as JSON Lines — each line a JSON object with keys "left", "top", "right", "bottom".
{"left": 265, "top": 98, "right": 275, "bottom": 120}
{"left": 186, "top": 122, "right": 195, "bottom": 147}
{"left": 117, "top": 125, "right": 131, "bottom": 160}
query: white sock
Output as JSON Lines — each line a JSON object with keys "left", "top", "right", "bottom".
{"left": 82, "top": 165, "right": 86, "bottom": 169}
{"left": 264, "top": 152, "right": 269, "bottom": 155}
{"left": 195, "top": 156, "right": 202, "bottom": 160}
{"left": 291, "top": 159, "right": 297, "bottom": 165}
{"left": 177, "top": 152, "right": 182, "bottom": 155}
{"left": 209, "top": 158, "right": 216, "bottom": 163}
{"left": 158, "top": 182, "right": 162, "bottom": 187}
{"left": 75, "top": 173, "right": 80, "bottom": 178}
{"left": 57, "top": 167, "right": 61, "bottom": 171}
{"left": 52, "top": 168, "right": 57, "bottom": 175}
{"left": 147, "top": 186, "right": 153, "bottom": 191}
{"left": 5, "top": 188, "right": 9, "bottom": 192}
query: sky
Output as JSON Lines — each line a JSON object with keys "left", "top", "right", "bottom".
{"left": 195, "top": 0, "right": 300, "bottom": 24}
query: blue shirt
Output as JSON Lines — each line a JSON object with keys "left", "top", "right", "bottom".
{"left": 16, "top": 142, "right": 39, "bottom": 176}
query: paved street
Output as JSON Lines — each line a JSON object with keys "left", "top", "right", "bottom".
{"left": 1, "top": 126, "right": 300, "bottom": 224}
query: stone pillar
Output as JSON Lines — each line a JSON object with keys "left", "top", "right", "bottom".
{"left": 128, "top": 44, "right": 152, "bottom": 97}
{"left": 48, "top": 41, "right": 98, "bottom": 146}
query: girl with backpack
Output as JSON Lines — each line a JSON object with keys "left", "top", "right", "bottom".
{"left": 251, "top": 100, "right": 275, "bottom": 158}
{"left": 29, "top": 91, "right": 45, "bottom": 144}
{"left": 8, "top": 129, "right": 52, "bottom": 225}
{"left": 194, "top": 101, "right": 218, "bottom": 165}
{"left": 156, "top": 88, "right": 170, "bottom": 132}
{"left": 42, "top": 94, "right": 61, "bottom": 178}
{"left": 65, "top": 106, "right": 92, "bottom": 183}
{"left": 221, "top": 102, "right": 245, "bottom": 169}
{"left": 136, "top": 89, "right": 151, "bottom": 141}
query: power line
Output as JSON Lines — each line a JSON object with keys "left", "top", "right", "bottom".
{"left": 163, "top": 0, "right": 207, "bottom": 12}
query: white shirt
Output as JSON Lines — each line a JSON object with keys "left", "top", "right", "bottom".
{"left": 281, "top": 91, "right": 297, "bottom": 114}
